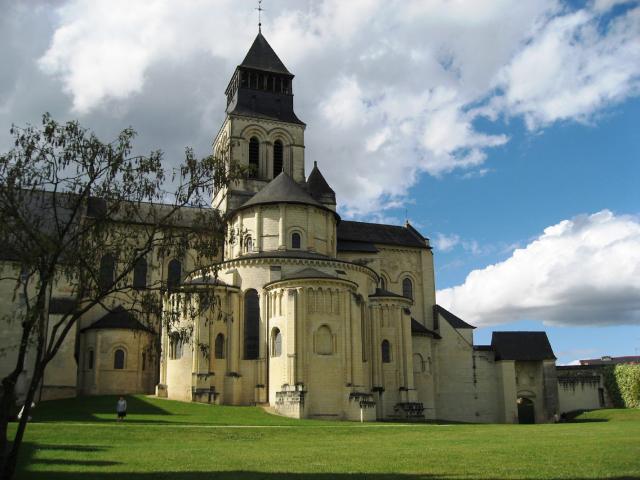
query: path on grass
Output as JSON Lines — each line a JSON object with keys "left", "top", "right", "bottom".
{"left": 26, "top": 422, "right": 454, "bottom": 428}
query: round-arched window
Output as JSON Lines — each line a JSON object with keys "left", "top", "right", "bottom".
{"left": 273, "top": 140, "right": 283, "bottom": 177}
{"left": 316, "top": 325, "right": 333, "bottom": 355}
{"left": 271, "top": 328, "right": 282, "bottom": 357}
{"left": 381, "top": 340, "right": 391, "bottom": 363}
{"left": 291, "top": 232, "right": 301, "bottom": 249}
{"left": 249, "top": 137, "right": 259, "bottom": 177}
{"left": 215, "top": 333, "right": 225, "bottom": 359}
{"left": 114, "top": 349, "right": 125, "bottom": 369}
{"left": 402, "top": 277, "right": 413, "bottom": 299}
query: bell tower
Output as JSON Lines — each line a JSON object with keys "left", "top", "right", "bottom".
{"left": 213, "top": 31, "right": 306, "bottom": 213}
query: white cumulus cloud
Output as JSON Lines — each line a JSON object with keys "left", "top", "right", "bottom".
{"left": 437, "top": 210, "right": 640, "bottom": 327}
{"left": 0, "top": 0, "right": 636, "bottom": 216}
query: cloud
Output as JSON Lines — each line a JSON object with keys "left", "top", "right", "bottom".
{"left": 496, "top": 5, "right": 640, "bottom": 129}
{"left": 437, "top": 211, "right": 640, "bottom": 327}
{"left": 434, "top": 233, "right": 461, "bottom": 252}
{"left": 0, "top": 0, "right": 638, "bottom": 216}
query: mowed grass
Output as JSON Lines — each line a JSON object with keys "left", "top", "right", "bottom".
{"left": 10, "top": 395, "right": 640, "bottom": 480}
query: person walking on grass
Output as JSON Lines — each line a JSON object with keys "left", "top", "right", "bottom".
{"left": 116, "top": 396, "right": 127, "bottom": 422}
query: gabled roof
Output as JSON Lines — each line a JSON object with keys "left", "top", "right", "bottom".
{"left": 337, "top": 221, "right": 428, "bottom": 249}
{"left": 306, "top": 161, "right": 335, "bottom": 204}
{"left": 491, "top": 332, "right": 556, "bottom": 361}
{"left": 238, "top": 172, "right": 338, "bottom": 217}
{"left": 411, "top": 318, "right": 441, "bottom": 339}
{"left": 81, "top": 306, "right": 153, "bottom": 333}
{"left": 434, "top": 304, "right": 476, "bottom": 330}
{"left": 240, "top": 32, "right": 291, "bottom": 75}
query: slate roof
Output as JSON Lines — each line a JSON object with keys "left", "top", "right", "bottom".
{"left": 336, "top": 240, "right": 379, "bottom": 253}
{"left": 306, "top": 162, "right": 336, "bottom": 205}
{"left": 579, "top": 355, "right": 640, "bottom": 365}
{"left": 240, "top": 32, "right": 291, "bottom": 75}
{"left": 237, "top": 172, "right": 338, "bottom": 217}
{"left": 283, "top": 267, "right": 337, "bottom": 280}
{"left": 228, "top": 105, "right": 305, "bottom": 126}
{"left": 411, "top": 318, "right": 441, "bottom": 339}
{"left": 434, "top": 304, "right": 476, "bottom": 329}
{"left": 337, "top": 221, "right": 428, "bottom": 249}
{"left": 490, "top": 332, "right": 556, "bottom": 361}
{"left": 236, "top": 250, "right": 334, "bottom": 261}
{"left": 81, "top": 306, "right": 153, "bottom": 333}
{"left": 369, "top": 288, "right": 408, "bottom": 299}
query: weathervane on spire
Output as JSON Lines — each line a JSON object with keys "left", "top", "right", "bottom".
{"left": 256, "top": 0, "right": 264, "bottom": 33}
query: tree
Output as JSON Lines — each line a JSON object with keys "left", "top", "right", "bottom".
{"left": 0, "top": 113, "right": 241, "bottom": 479}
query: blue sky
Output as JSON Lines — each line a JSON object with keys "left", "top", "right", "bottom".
{"left": 408, "top": 98, "right": 640, "bottom": 363}
{"left": 0, "top": 0, "right": 638, "bottom": 364}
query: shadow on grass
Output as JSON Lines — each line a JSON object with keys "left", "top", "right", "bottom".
{"left": 15, "top": 472, "right": 640, "bottom": 480}
{"left": 30, "top": 444, "right": 110, "bottom": 452}
{"left": 16, "top": 443, "right": 640, "bottom": 480}
{"left": 31, "top": 395, "right": 170, "bottom": 423}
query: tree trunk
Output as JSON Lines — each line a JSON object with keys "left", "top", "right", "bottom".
{"left": 0, "top": 377, "right": 18, "bottom": 480}
{"left": 1, "top": 359, "right": 44, "bottom": 480}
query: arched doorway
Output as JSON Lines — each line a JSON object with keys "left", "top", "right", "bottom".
{"left": 517, "top": 397, "right": 535, "bottom": 424}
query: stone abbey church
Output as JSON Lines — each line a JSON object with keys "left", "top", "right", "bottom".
{"left": 1, "top": 32, "right": 565, "bottom": 424}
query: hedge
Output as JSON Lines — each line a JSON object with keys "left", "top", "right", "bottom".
{"left": 603, "top": 364, "right": 640, "bottom": 408}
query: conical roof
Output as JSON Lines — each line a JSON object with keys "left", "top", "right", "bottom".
{"left": 239, "top": 172, "right": 325, "bottom": 210}
{"left": 240, "top": 32, "right": 291, "bottom": 75}
{"left": 306, "top": 161, "right": 335, "bottom": 204}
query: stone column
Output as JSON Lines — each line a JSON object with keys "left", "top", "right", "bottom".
{"left": 278, "top": 205, "right": 286, "bottom": 249}
{"left": 255, "top": 207, "right": 262, "bottom": 252}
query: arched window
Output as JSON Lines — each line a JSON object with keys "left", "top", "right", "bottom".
{"left": 244, "top": 289, "right": 259, "bottom": 359}
{"left": 244, "top": 236, "right": 253, "bottom": 253}
{"left": 273, "top": 140, "right": 283, "bottom": 177}
{"left": 133, "top": 258, "right": 147, "bottom": 289}
{"left": 315, "top": 325, "right": 333, "bottom": 355}
{"left": 249, "top": 137, "right": 259, "bottom": 177}
{"left": 381, "top": 340, "right": 391, "bottom": 363}
{"left": 379, "top": 277, "right": 386, "bottom": 290}
{"left": 402, "top": 277, "right": 413, "bottom": 299}
{"left": 215, "top": 333, "right": 225, "bottom": 359}
{"left": 291, "top": 232, "right": 301, "bottom": 249}
{"left": 99, "top": 254, "right": 115, "bottom": 291}
{"left": 167, "top": 259, "right": 182, "bottom": 291}
{"left": 114, "top": 349, "right": 125, "bottom": 369}
{"left": 87, "top": 349, "right": 94, "bottom": 370}
{"left": 271, "top": 327, "right": 282, "bottom": 357}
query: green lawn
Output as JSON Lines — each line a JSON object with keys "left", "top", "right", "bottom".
{"left": 10, "top": 395, "right": 640, "bottom": 480}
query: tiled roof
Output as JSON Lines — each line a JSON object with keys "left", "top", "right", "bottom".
{"left": 337, "top": 221, "right": 428, "bottom": 249}
{"left": 434, "top": 304, "right": 476, "bottom": 329}
{"left": 491, "top": 332, "right": 556, "bottom": 361}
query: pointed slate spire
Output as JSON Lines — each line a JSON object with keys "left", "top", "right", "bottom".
{"left": 240, "top": 32, "right": 291, "bottom": 75}
{"left": 306, "top": 161, "right": 336, "bottom": 207}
